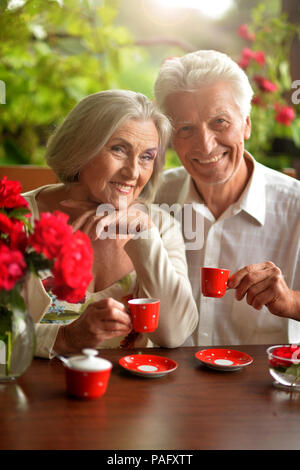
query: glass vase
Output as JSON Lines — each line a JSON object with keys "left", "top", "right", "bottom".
{"left": 0, "top": 306, "right": 36, "bottom": 382}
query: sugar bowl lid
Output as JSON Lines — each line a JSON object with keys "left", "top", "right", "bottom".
{"left": 67, "top": 349, "right": 112, "bottom": 372}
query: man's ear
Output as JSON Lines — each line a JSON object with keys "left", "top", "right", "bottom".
{"left": 244, "top": 116, "right": 251, "bottom": 140}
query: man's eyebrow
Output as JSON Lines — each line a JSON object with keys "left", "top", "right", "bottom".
{"left": 209, "top": 111, "right": 231, "bottom": 118}
{"left": 172, "top": 120, "right": 193, "bottom": 126}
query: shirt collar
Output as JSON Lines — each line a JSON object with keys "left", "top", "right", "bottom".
{"left": 177, "top": 151, "right": 266, "bottom": 225}
{"left": 237, "top": 151, "right": 266, "bottom": 226}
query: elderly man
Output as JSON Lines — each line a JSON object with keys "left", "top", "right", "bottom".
{"left": 154, "top": 50, "right": 300, "bottom": 346}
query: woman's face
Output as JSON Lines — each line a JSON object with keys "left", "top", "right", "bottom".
{"left": 79, "top": 119, "right": 159, "bottom": 209}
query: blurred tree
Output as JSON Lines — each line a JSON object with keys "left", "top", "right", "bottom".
{"left": 0, "top": 0, "right": 135, "bottom": 165}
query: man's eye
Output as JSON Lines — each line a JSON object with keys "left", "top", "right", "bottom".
{"left": 176, "top": 126, "right": 193, "bottom": 137}
{"left": 216, "top": 118, "right": 226, "bottom": 124}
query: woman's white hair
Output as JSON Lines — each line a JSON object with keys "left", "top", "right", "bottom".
{"left": 154, "top": 50, "right": 254, "bottom": 120}
{"left": 45, "top": 89, "right": 171, "bottom": 202}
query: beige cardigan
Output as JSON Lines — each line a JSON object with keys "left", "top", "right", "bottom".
{"left": 24, "top": 186, "right": 198, "bottom": 358}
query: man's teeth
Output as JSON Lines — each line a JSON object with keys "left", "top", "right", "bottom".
{"left": 194, "top": 154, "right": 224, "bottom": 164}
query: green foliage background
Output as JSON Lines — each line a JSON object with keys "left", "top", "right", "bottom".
{"left": 0, "top": 0, "right": 299, "bottom": 172}
{"left": 0, "top": 0, "right": 137, "bottom": 165}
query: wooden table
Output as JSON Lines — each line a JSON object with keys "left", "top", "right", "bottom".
{"left": 1, "top": 345, "right": 300, "bottom": 451}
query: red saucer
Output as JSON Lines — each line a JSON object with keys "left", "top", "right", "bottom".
{"left": 119, "top": 354, "right": 178, "bottom": 378}
{"left": 195, "top": 348, "right": 253, "bottom": 371}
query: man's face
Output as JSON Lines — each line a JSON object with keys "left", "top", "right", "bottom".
{"left": 165, "top": 82, "right": 251, "bottom": 188}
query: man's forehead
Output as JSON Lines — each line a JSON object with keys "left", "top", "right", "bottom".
{"left": 165, "top": 87, "right": 239, "bottom": 119}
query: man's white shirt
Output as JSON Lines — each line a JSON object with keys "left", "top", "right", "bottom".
{"left": 155, "top": 152, "right": 300, "bottom": 346}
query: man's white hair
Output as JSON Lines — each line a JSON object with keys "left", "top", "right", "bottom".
{"left": 154, "top": 50, "right": 254, "bottom": 120}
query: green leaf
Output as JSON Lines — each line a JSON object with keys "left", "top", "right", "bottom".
{"left": 0, "top": 306, "right": 12, "bottom": 335}
{"left": 7, "top": 207, "right": 31, "bottom": 219}
{"left": 25, "top": 251, "right": 52, "bottom": 274}
{"left": 285, "top": 364, "right": 300, "bottom": 379}
{"left": 0, "top": 285, "right": 25, "bottom": 312}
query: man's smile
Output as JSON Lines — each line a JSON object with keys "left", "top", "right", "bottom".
{"left": 191, "top": 151, "right": 229, "bottom": 165}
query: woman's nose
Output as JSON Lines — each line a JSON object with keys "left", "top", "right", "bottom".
{"left": 121, "top": 157, "right": 139, "bottom": 179}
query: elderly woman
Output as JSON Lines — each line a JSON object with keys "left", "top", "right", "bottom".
{"left": 24, "top": 90, "right": 198, "bottom": 358}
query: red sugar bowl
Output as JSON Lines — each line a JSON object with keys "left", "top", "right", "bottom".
{"left": 63, "top": 349, "right": 112, "bottom": 399}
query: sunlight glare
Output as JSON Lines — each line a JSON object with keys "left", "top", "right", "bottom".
{"left": 157, "top": 0, "right": 234, "bottom": 19}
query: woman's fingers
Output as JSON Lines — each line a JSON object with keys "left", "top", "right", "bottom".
{"left": 60, "top": 298, "right": 132, "bottom": 353}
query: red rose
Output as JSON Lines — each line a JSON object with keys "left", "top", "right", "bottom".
{"left": 253, "top": 75, "right": 278, "bottom": 92}
{"left": 274, "top": 345, "right": 300, "bottom": 359}
{"left": 51, "top": 284, "right": 87, "bottom": 304}
{"left": 237, "top": 48, "right": 255, "bottom": 69}
{"left": 0, "top": 242, "right": 26, "bottom": 290}
{"left": 238, "top": 59, "right": 248, "bottom": 70}
{"left": 0, "top": 176, "right": 29, "bottom": 210}
{"left": 242, "top": 47, "right": 255, "bottom": 60}
{"left": 237, "top": 24, "right": 256, "bottom": 41}
{"left": 275, "top": 105, "right": 296, "bottom": 126}
{"left": 270, "top": 345, "right": 300, "bottom": 368}
{"left": 9, "top": 220, "right": 28, "bottom": 251}
{"left": 0, "top": 212, "right": 14, "bottom": 235}
{"left": 252, "top": 95, "right": 266, "bottom": 107}
{"left": 29, "top": 211, "right": 73, "bottom": 259}
{"left": 0, "top": 215, "right": 27, "bottom": 251}
{"left": 253, "top": 50, "right": 265, "bottom": 66}
{"left": 51, "top": 231, "right": 93, "bottom": 303}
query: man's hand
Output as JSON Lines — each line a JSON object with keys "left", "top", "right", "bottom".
{"left": 227, "top": 261, "right": 300, "bottom": 320}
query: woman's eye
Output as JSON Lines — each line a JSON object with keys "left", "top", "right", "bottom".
{"left": 140, "top": 153, "right": 155, "bottom": 162}
{"left": 111, "top": 145, "right": 125, "bottom": 154}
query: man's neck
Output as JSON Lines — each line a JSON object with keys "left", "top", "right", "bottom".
{"left": 193, "top": 156, "right": 253, "bottom": 219}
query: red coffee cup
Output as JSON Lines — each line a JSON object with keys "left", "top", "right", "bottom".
{"left": 201, "top": 267, "right": 230, "bottom": 298}
{"left": 128, "top": 298, "right": 160, "bottom": 333}
{"left": 64, "top": 349, "right": 112, "bottom": 399}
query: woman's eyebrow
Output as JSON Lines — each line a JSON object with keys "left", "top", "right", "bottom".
{"left": 110, "top": 137, "right": 130, "bottom": 145}
{"left": 109, "top": 138, "right": 158, "bottom": 152}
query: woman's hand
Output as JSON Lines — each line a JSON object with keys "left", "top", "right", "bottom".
{"left": 53, "top": 298, "right": 132, "bottom": 355}
{"left": 95, "top": 201, "right": 153, "bottom": 240}
{"left": 60, "top": 198, "right": 152, "bottom": 241}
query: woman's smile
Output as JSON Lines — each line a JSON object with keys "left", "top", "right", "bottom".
{"left": 109, "top": 181, "right": 136, "bottom": 194}
{"left": 78, "top": 119, "right": 159, "bottom": 208}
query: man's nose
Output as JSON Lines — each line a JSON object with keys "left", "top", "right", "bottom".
{"left": 195, "top": 126, "right": 216, "bottom": 155}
